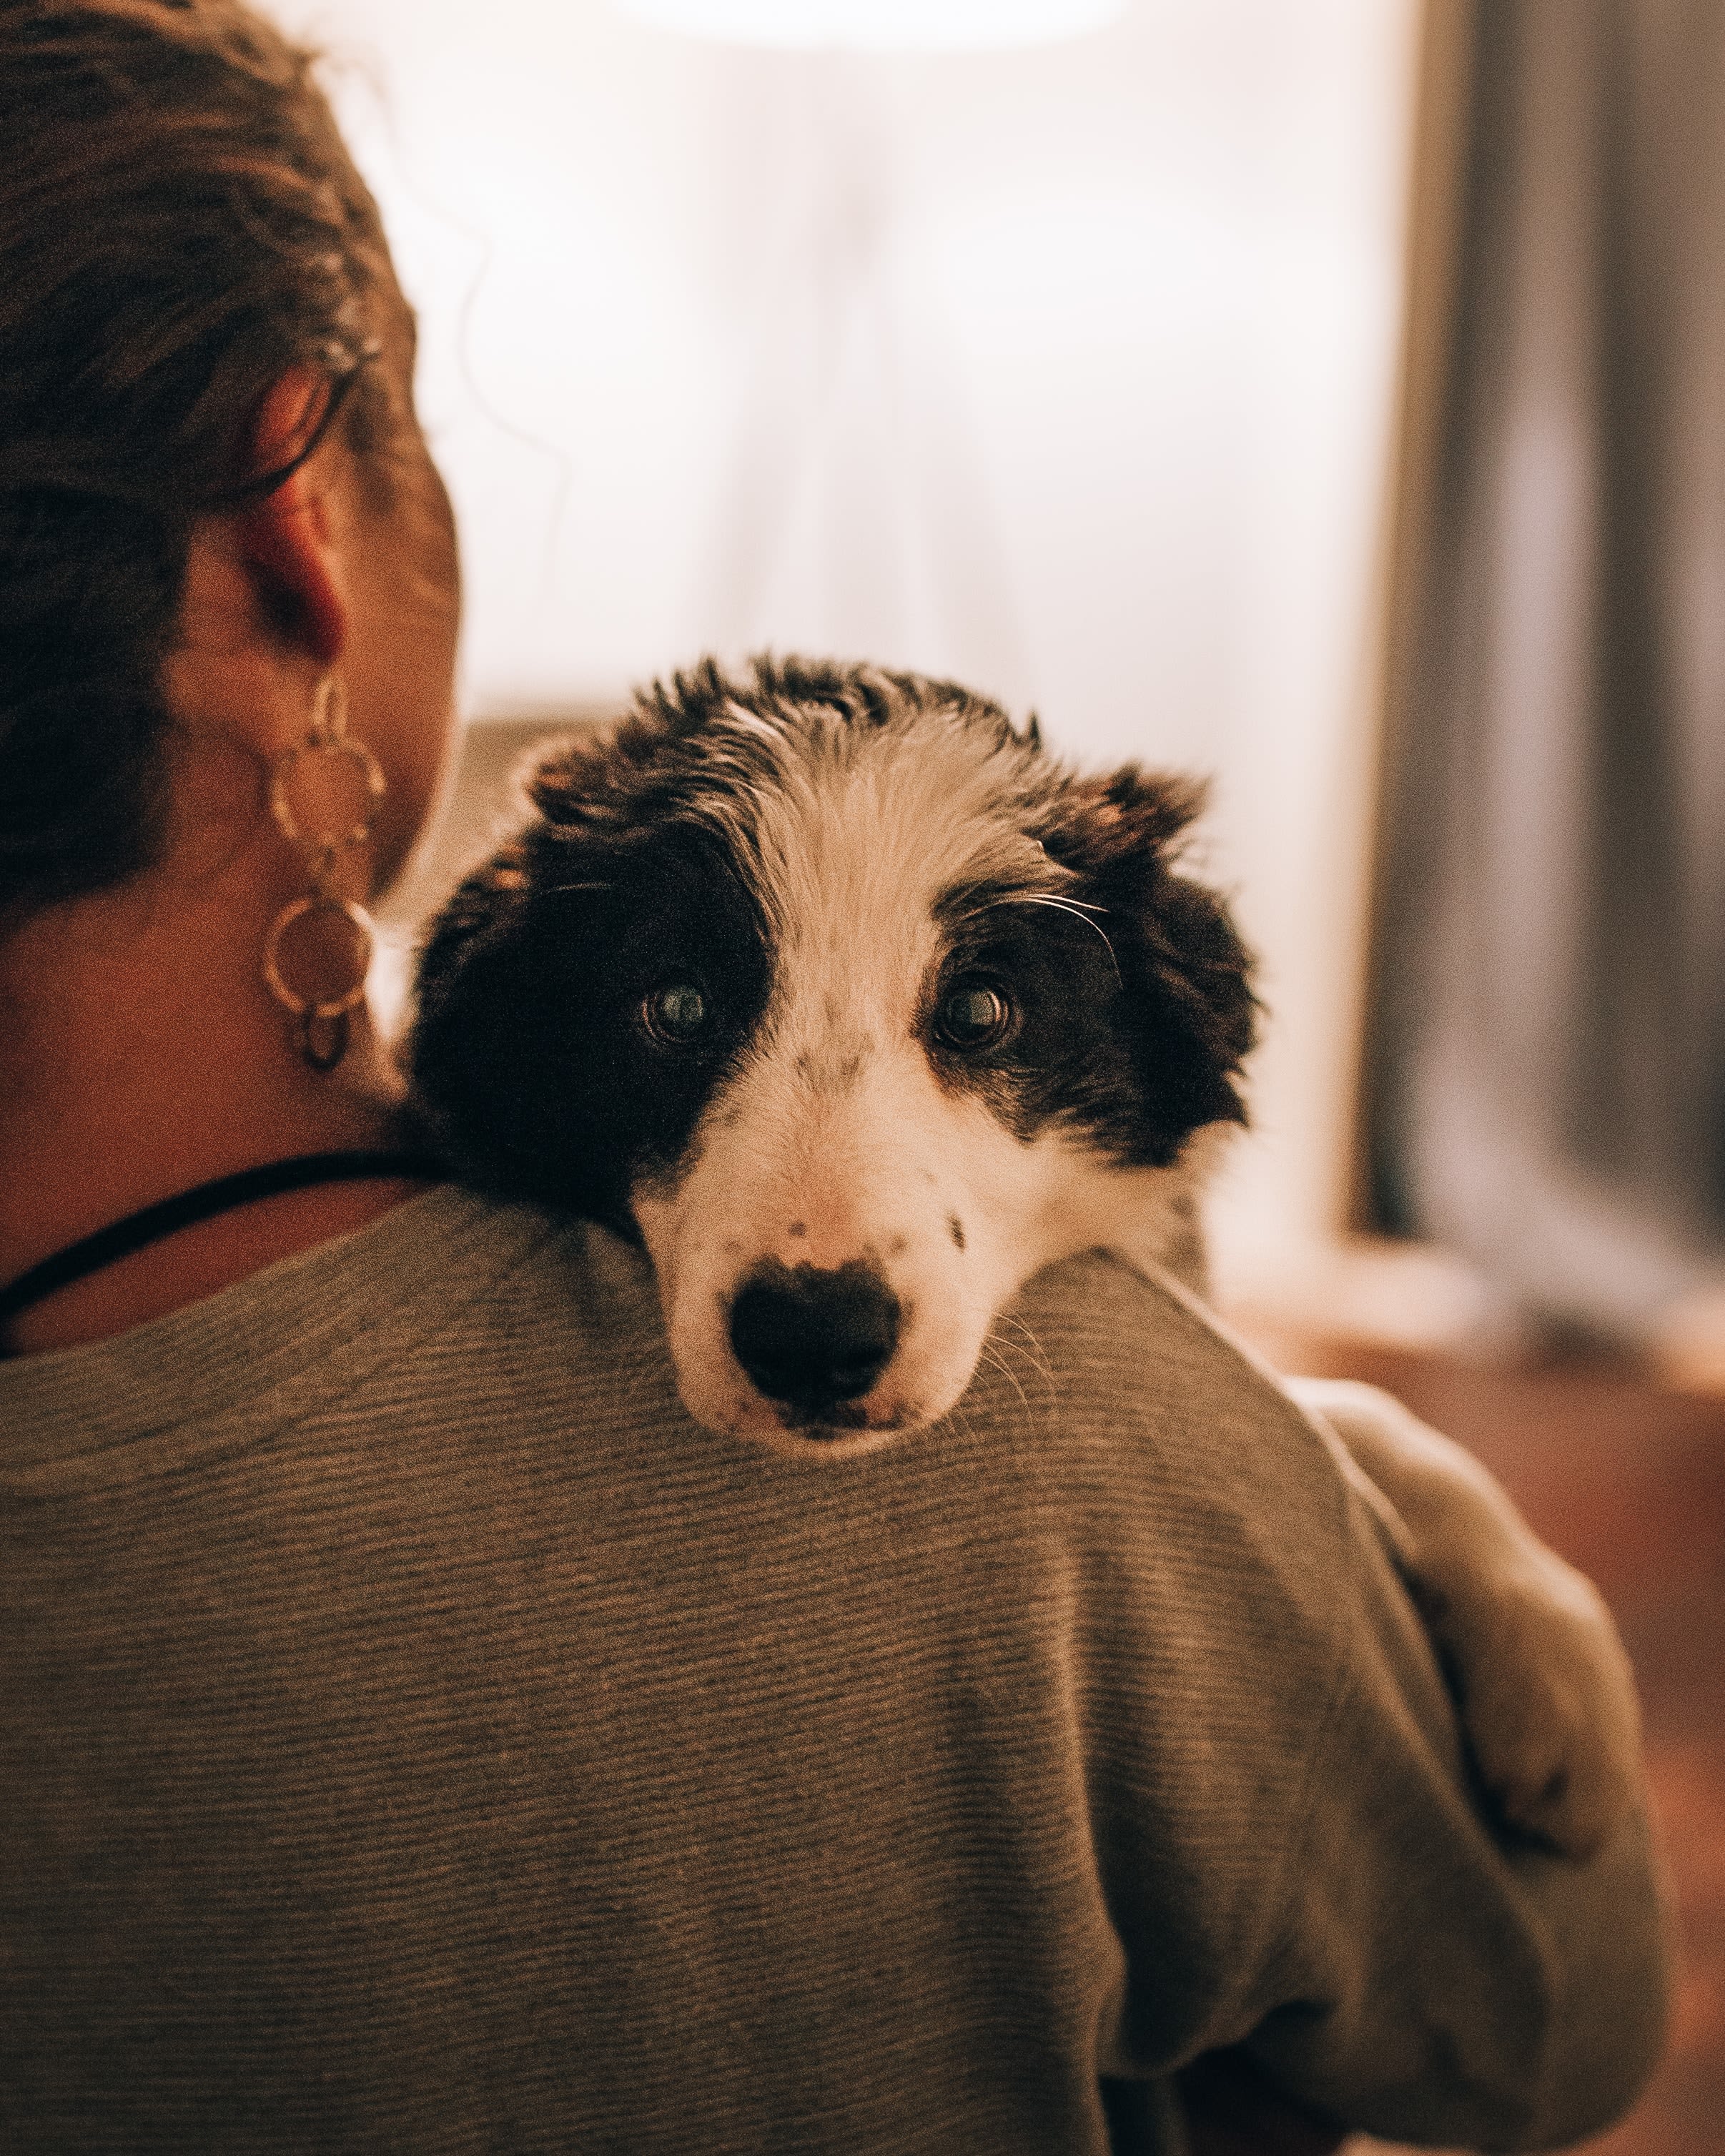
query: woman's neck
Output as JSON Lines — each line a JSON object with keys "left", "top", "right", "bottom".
{"left": 0, "top": 859, "right": 430, "bottom": 1356}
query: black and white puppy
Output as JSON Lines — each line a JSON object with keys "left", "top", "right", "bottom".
{"left": 412, "top": 655, "right": 1250, "bottom": 1455}
{"left": 410, "top": 654, "right": 1640, "bottom": 1856}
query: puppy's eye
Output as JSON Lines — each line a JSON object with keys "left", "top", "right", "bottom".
{"left": 641, "top": 981, "right": 711, "bottom": 1044}
{"left": 934, "top": 981, "right": 1014, "bottom": 1051}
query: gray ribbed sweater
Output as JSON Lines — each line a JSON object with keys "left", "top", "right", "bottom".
{"left": 0, "top": 1189, "right": 1669, "bottom": 2153}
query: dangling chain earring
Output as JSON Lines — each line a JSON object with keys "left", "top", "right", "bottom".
{"left": 262, "top": 677, "right": 386, "bottom": 1073}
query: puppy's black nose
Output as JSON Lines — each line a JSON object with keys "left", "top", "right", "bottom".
{"left": 728, "top": 1260, "right": 901, "bottom": 1418}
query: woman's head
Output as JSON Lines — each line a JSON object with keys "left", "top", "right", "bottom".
{"left": 0, "top": 0, "right": 457, "bottom": 926}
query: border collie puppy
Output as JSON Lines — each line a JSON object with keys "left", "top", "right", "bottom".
{"left": 410, "top": 654, "right": 1639, "bottom": 1858}
{"left": 412, "top": 656, "right": 1250, "bottom": 1453}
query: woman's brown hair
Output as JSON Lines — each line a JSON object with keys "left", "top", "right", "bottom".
{"left": 0, "top": 0, "right": 413, "bottom": 921}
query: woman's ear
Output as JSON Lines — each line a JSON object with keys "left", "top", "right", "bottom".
{"left": 229, "top": 372, "right": 348, "bottom": 664}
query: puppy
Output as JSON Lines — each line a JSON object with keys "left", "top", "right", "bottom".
{"left": 410, "top": 654, "right": 1640, "bottom": 1858}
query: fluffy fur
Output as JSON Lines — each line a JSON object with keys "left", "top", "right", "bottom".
{"left": 411, "top": 656, "right": 1253, "bottom": 1458}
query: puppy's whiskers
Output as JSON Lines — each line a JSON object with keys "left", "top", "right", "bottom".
{"left": 979, "top": 1310, "right": 1056, "bottom": 1431}
{"left": 987, "top": 1315, "right": 1057, "bottom": 1413}
{"left": 978, "top": 1339, "right": 1032, "bottom": 1416}
{"left": 1007, "top": 894, "right": 1122, "bottom": 983}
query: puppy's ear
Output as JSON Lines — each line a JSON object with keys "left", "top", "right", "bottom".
{"left": 521, "top": 713, "right": 676, "bottom": 837}
{"left": 1035, "top": 766, "right": 1257, "bottom": 1162}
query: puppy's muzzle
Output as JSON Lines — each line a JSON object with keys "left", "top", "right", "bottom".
{"left": 727, "top": 1260, "right": 901, "bottom": 1429}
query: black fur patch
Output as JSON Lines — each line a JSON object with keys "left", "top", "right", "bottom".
{"left": 408, "top": 656, "right": 1258, "bottom": 1215}
{"left": 410, "top": 808, "right": 771, "bottom": 1232}
{"left": 923, "top": 776, "right": 1256, "bottom": 1168}
{"left": 1030, "top": 766, "right": 1257, "bottom": 1165}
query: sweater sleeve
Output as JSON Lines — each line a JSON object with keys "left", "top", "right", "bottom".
{"left": 1232, "top": 1472, "right": 1672, "bottom": 2150}
{"left": 1000, "top": 1252, "right": 1672, "bottom": 2150}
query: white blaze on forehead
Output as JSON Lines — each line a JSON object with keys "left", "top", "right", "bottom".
{"left": 692, "top": 698, "right": 1059, "bottom": 1050}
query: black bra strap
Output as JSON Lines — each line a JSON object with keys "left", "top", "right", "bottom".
{"left": 0, "top": 1151, "right": 447, "bottom": 1326}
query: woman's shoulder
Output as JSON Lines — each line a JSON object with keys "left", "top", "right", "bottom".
{"left": 0, "top": 1186, "right": 668, "bottom": 1491}
{"left": 996, "top": 1247, "right": 1355, "bottom": 1534}
{"left": 974, "top": 1247, "right": 1437, "bottom": 1775}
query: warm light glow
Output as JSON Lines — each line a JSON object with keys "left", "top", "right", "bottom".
{"left": 608, "top": 0, "right": 1127, "bottom": 51}
{"left": 265, "top": 0, "right": 1423, "bottom": 1280}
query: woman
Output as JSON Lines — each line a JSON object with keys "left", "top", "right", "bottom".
{"left": 0, "top": 0, "right": 459, "bottom": 1351}
{"left": 0, "top": 5, "right": 1670, "bottom": 2152}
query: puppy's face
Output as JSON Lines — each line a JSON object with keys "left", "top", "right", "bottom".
{"left": 411, "top": 659, "right": 1254, "bottom": 1457}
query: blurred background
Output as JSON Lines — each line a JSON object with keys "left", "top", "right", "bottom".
{"left": 254, "top": 0, "right": 1725, "bottom": 1371}
{"left": 260, "top": 7, "right": 1723, "bottom": 2137}
{"left": 265, "top": 0, "right": 1415, "bottom": 1325}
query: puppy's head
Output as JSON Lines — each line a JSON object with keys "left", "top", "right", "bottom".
{"left": 410, "top": 656, "right": 1255, "bottom": 1455}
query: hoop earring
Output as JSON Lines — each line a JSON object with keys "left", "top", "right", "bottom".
{"left": 261, "top": 678, "right": 386, "bottom": 1073}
